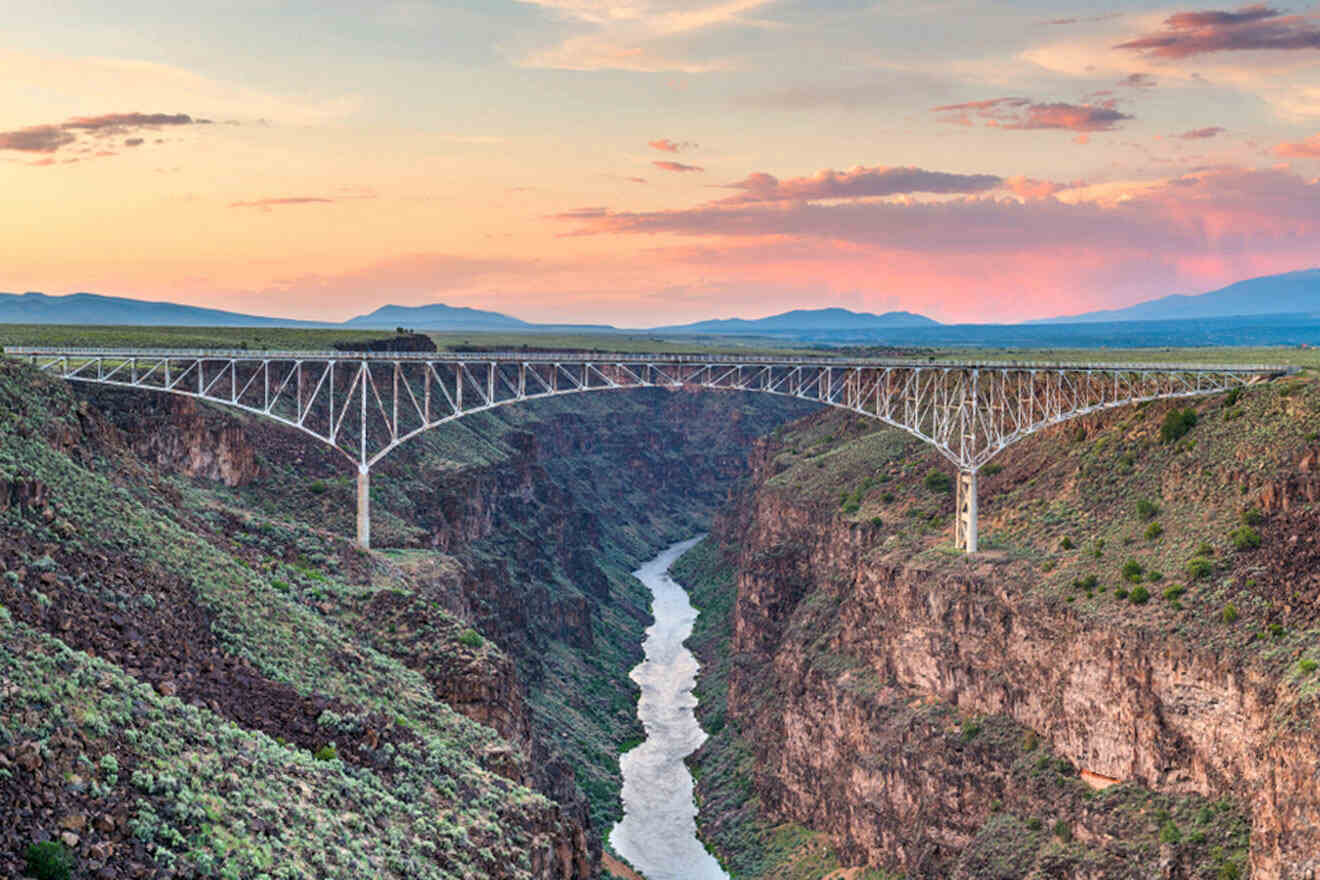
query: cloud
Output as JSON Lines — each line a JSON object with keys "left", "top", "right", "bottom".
{"left": 1116, "top": 5, "right": 1320, "bottom": 59}
{"left": 1275, "top": 134, "right": 1320, "bottom": 157}
{"left": 62, "top": 112, "right": 199, "bottom": 133}
{"left": 720, "top": 165, "right": 1003, "bottom": 203}
{"left": 0, "top": 124, "right": 77, "bottom": 153}
{"left": 514, "top": 0, "right": 773, "bottom": 71}
{"left": 648, "top": 138, "right": 695, "bottom": 152}
{"left": 230, "top": 197, "right": 338, "bottom": 210}
{"left": 1119, "top": 73, "right": 1157, "bottom": 88}
{"left": 934, "top": 97, "right": 1132, "bottom": 132}
{"left": 653, "top": 160, "right": 704, "bottom": 172}
{"left": 1178, "top": 126, "right": 1227, "bottom": 139}
{"left": 0, "top": 111, "right": 211, "bottom": 156}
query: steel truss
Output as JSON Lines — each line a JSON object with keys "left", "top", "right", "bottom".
{"left": 6, "top": 347, "right": 1291, "bottom": 552}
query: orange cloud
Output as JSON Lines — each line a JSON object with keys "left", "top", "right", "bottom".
{"left": 934, "top": 97, "right": 1132, "bottom": 132}
{"left": 1275, "top": 134, "right": 1320, "bottom": 157}
{"left": 648, "top": 138, "right": 695, "bottom": 153}
{"left": 653, "top": 160, "right": 704, "bottom": 172}
{"left": 1116, "top": 5, "right": 1320, "bottom": 59}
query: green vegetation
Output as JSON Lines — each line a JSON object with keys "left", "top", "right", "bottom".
{"left": 1136, "top": 499, "right": 1160, "bottom": 520}
{"left": 923, "top": 469, "right": 953, "bottom": 494}
{"left": 1130, "top": 585, "right": 1151, "bottom": 605}
{"left": 457, "top": 628, "right": 484, "bottom": 649}
{"left": 23, "top": 841, "right": 72, "bottom": 880}
{"left": 1229, "top": 525, "right": 1261, "bottom": 551}
{"left": 1159, "top": 408, "right": 1198, "bottom": 444}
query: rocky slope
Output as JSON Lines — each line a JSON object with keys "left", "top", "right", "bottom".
{"left": 684, "top": 379, "right": 1320, "bottom": 879}
{"left": 0, "top": 359, "right": 813, "bottom": 878}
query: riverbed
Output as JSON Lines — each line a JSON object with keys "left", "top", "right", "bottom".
{"left": 609, "top": 537, "right": 729, "bottom": 880}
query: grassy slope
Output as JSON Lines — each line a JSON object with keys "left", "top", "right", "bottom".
{"left": 0, "top": 362, "right": 567, "bottom": 878}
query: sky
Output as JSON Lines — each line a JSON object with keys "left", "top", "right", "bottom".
{"left": 2, "top": 1, "right": 1320, "bottom": 326}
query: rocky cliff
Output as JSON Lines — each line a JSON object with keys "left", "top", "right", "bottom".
{"left": 60, "top": 377, "right": 814, "bottom": 875}
{"left": 686, "top": 380, "right": 1320, "bottom": 879}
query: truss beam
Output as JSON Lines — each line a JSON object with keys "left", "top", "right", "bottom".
{"left": 7, "top": 346, "right": 1292, "bottom": 553}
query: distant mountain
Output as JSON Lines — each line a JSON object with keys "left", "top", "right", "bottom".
{"left": 344, "top": 303, "right": 533, "bottom": 330}
{"left": 1036, "top": 269, "right": 1320, "bottom": 324}
{"left": 0, "top": 291, "right": 319, "bottom": 327}
{"left": 655, "top": 307, "right": 938, "bottom": 335}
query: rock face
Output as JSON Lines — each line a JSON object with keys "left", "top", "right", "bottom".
{"left": 707, "top": 434, "right": 1320, "bottom": 880}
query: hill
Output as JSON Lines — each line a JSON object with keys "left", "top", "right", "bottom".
{"left": 0, "top": 291, "right": 319, "bottom": 327}
{"left": 655, "top": 307, "right": 937, "bottom": 336}
{"left": 343, "top": 302, "right": 534, "bottom": 330}
{"left": 1037, "top": 268, "right": 1320, "bottom": 324}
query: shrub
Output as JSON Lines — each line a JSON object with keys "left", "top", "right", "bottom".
{"left": 458, "top": 628, "right": 484, "bottom": 649}
{"left": 1224, "top": 387, "right": 1242, "bottom": 407}
{"left": 1229, "top": 526, "right": 1261, "bottom": 551}
{"left": 1187, "top": 558, "right": 1213, "bottom": 580}
{"left": 313, "top": 744, "right": 338, "bottom": 762}
{"left": 1159, "top": 820, "right": 1182, "bottom": 844}
{"left": 880, "top": 491, "right": 895, "bottom": 503}
{"left": 1196, "top": 541, "right": 1215, "bottom": 557}
{"left": 1241, "top": 508, "right": 1264, "bottom": 527}
{"left": 1145, "top": 522, "right": 1164, "bottom": 540}
{"left": 982, "top": 463, "right": 1004, "bottom": 477}
{"left": 1160, "top": 408, "right": 1198, "bottom": 443}
{"left": 923, "top": 470, "right": 953, "bottom": 494}
{"left": 1162, "top": 585, "right": 1185, "bottom": 601}
{"left": 960, "top": 719, "right": 982, "bottom": 740}
{"left": 1147, "top": 570, "right": 1163, "bottom": 582}
{"left": 869, "top": 516, "right": 884, "bottom": 527}
{"left": 1059, "top": 536, "right": 1074, "bottom": 550}
{"left": 1121, "top": 559, "right": 1144, "bottom": 582}
{"left": 1129, "top": 585, "right": 1150, "bottom": 605}
{"left": 1115, "top": 588, "right": 1129, "bottom": 599}
{"left": 1136, "top": 499, "right": 1160, "bottom": 520}
{"left": 841, "top": 501, "right": 860, "bottom": 515}
{"left": 1052, "top": 820, "right": 1072, "bottom": 842}
{"left": 1269, "top": 623, "right": 1286, "bottom": 638}
{"left": 1221, "top": 603, "right": 1239, "bottom": 624}
{"left": 1074, "top": 574, "right": 1099, "bottom": 591}
{"left": 1300, "top": 658, "right": 1318, "bottom": 674}
{"left": 309, "top": 480, "right": 328, "bottom": 495}
{"left": 24, "top": 841, "right": 72, "bottom": 880}
{"left": 1026, "top": 817, "right": 1043, "bottom": 831}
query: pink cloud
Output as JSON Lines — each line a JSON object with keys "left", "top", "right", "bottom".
{"left": 0, "top": 111, "right": 211, "bottom": 157}
{"left": 653, "top": 160, "right": 704, "bottom": 173}
{"left": 1116, "top": 5, "right": 1320, "bottom": 59}
{"left": 1179, "top": 126, "right": 1227, "bottom": 139}
{"left": 0, "top": 125, "right": 76, "bottom": 153}
{"left": 1275, "top": 134, "right": 1320, "bottom": 157}
{"left": 648, "top": 138, "right": 695, "bottom": 153}
{"left": 934, "top": 97, "right": 1131, "bottom": 132}
{"left": 230, "top": 197, "right": 338, "bottom": 210}
{"left": 720, "top": 166, "right": 1002, "bottom": 203}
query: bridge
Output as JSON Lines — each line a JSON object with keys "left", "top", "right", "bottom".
{"left": 4, "top": 347, "right": 1293, "bottom": 553}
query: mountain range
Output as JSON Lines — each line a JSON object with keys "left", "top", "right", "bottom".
{"left": 3, "top": 268, "right": 1318, "bottom": 343}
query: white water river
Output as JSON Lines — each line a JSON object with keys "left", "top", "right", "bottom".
{"left": 609, "top": 537, "right": 730, "bottom": 880}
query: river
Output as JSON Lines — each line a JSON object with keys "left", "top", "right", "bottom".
{"left": 609, "top": 537, "right": 730, "bottom": 880}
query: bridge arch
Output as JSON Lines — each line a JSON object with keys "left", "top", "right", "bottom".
{"left": 7, "top": 347, "right": 1290, "bottom": 553}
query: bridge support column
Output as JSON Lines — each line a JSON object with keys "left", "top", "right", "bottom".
{"left": 356, "top": 465, "right": 370, "bottom": 551}
{"left": 955, "top": 469, "right": 978, "bottom": 554}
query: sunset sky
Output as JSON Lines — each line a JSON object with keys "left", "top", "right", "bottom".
{"left": 3, "top": 1, "right": 1320, "bottom": 325}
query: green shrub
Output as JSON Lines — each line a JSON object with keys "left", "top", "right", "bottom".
{"left": 1241, "top": 508, "right": 1264, "bottom": 527}
{"left": 1159, "top": 820, "right": 1182, "bottom": 844}
{"left": 1196, "top": 541, "right": 1215, "bottom": 557}
{"left": 1026, "top": 817, "right": 1043, "bottom": 831}
{"left": 869, "top": 516, "right": 884, "bottom": 527}
{"left": 1121, "top": 559, "right": 1144, "bottom": 582}
{"left": 309, "top": 480, "right": 328, "bottom": 495}
{"left": 1052, "top": 820, "right": 1072, "bottom": 842}
{"left": 1074, "top": 574, "right": 1099, "bottom": 591}
{"left": 1221, "top": 603, "right": 1239, "bottom": 624}
{"left": 923, "top": 470, "right": 953, "bottom": 494}
{"left": 841, "top": 501, "right": 860, "bottom": 515}
{"left": 1160, "top": 408, "right": 1198, "bottom": 443}
{"left": 960, "top": 719, "right": 982, "bottom": 740}
{"left": 1224, "top": 387, "right": 1242, "bottom": 407}
{"left": 458, "top": 628, "right": 484, "bottom": 649}
{"left": 880, "top": 491, "right": 895, "bottom": 503}
{"left": 1145, "top": 522, "right": 1164, "bottom": 540}
{"left": 1230, "top": 525, "right": 1261, "bottom": 551}
{"left": 1147, "top": 570, "right": 1163, "bottom": 582}
{"left": 1269, "top": 623, "right": 1286, "bottom": 638}
{"left": 313, "top": 744, "right": 338, "bottom": 762}
{"left": 24, "top": 841, "right": 72, "bottom": 880}
{"left": 982, "top": 463, "right": 1004, "bottom": 477}
{"left": 1115, "top": 588, "right": 1129, "bottom": 599}
{"left": 1129, "top": 585, "right": 1150, "bottom": 605}
{"left": 1187, "top": 558, "right": 1213, "bottom": 580}
{"left": 1136, "top": 499, "right": 1160, "bottom": 520}
{"left": 1300, "top": 658, "right": 1318, "bottom": 674}
{"left": 1059, "top": 536, "right": 1074, "bottom": 550}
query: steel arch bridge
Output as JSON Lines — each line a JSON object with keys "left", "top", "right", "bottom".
{"left": 5, "top": 347, "right": 1292, "bottom": 552}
